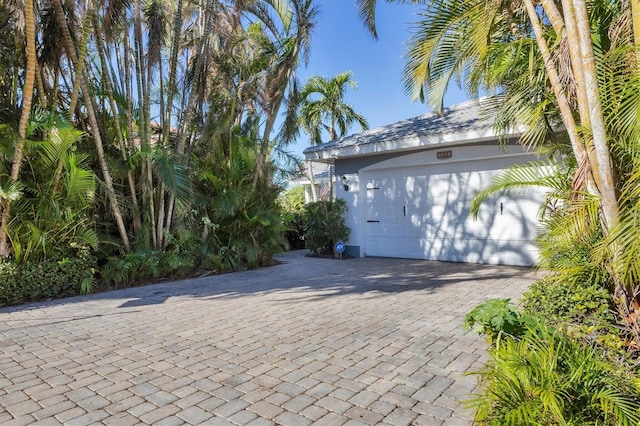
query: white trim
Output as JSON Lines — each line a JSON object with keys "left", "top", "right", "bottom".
{"left": 361, "top": 148, "right": 536, "bottom": 173}
{"left": 310, "top": 128, "right": 526, "bottom": 161}
{"left": 359, "top": 170, "right": 369, "bottom": 257}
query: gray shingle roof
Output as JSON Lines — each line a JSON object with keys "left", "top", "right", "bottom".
{"left": 303, "top": 99, "right": 494, "bottom": 156}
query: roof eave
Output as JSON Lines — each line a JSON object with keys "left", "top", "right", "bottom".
{"left": 305, "top": 127, "right": 521, "bottom": 161}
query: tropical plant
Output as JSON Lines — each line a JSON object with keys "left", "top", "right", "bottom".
{"left": 2, "top": 115, "right": 98, "bottom": 263}
{"left": 284, "top": 70, "right": 368, "bottom": 202}
{"left": 467, "top": 323, "right": 640, "bottom": 425}
{"left": 243, "top": 0, "right": 319, "bottom": 181}
{"left": 281, "top": 186, "right": 306, "bottom": 215}
{"left": 302, "top": 199, "right": 350, "bottom": 255}
{"left": 464, "top": 298, "right": 528, "bottom": 343}
{"left": 297, "top": 71, "right": 369, "bottom": 144}
{"left": 195, "top": 130, "right": 287, "bottom": 271}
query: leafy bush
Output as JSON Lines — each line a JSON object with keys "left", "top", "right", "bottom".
{"left": 468, "top": 323, "right": 640, "bottom": 425}
{"left": 522, "top": 276, "right": 630, "bottom": 361}
{"left": 201, "top": 181, "right": 287, "bottom": 271}
{"left": 283, "top": 211, "right": 305, "bottom": 250}
{"left": 302, "top": 200, "right": 350, "bottom": 255}
{"left": 280, "top": 186, "right": 306, "bottom": 250}
{"left": 193, "top": 134, "right": 287, "bottom": 272}
{"left": 280, "top": 185, "right": 306, "bottom": 214}
{"left": 100, "top": 233, "right": 199, "bottom": 287}
{"left": 0, "top": 252, "right": 97, "bottom": 305}
{"left": 464, "top": 298, "right": 529, "bottom": 342}
{"left": 4, "top": 118, "right": 98, "bottom": 264}
{"left": 524, "top": 206, "right": 634, "bottom": 360}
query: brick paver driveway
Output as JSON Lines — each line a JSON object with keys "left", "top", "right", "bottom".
{"left": 0, "top": 250, "right": 537, "bottom": 425}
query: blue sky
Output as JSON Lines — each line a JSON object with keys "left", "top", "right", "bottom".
{"left": 287, "top": 1, "right": 470, "bottom": 157}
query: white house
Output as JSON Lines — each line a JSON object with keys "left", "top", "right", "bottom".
{"left": 303, "top": 100, "right": 547, "bottom": 266}
{"left": 289, "top": 161, "right": 333, "bottom": 203}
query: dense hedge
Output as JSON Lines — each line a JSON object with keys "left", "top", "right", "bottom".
{"left": 302, "top": 200, "right": 350, "bottom": 255}
{"left": 521, "top": 277, "right": 625, "bottom": 356}
{"left": 0, "top": 255, "right": 97, "bottom": 306}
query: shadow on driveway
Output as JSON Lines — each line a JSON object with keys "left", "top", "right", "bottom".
{"left": 0, "top": 250, "right": 537, "bottom": 313}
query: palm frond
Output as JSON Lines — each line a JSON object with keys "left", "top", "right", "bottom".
{"left": 470, "top": 159, "right": 563, "bottom": 220}
{"left": 152, "top": 151, "right": 193, "bottom": 206}
{"left": 356, "top": 0, "right": 379, "bottom": 38}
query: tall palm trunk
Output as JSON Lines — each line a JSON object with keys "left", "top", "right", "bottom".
{"left": 572, "top": 0, "right": 619, "bottom": 231}
{"left": 0, "top": 0, "right": 37, "bottom": 257}
{"left": 53, "top": 0, "right": 131, "bottom": 252}
{"left": 133, "top": 0, "right": 157, "bottom": 248}
{"left": 68, "top": 12, "right": 92, "bottom": 116}
{"left": 572, "top": 0, "right": 629, "bottom": 317}
{"left": 158, "top": 0, "right": 183, "bottom": 245}
{"left": 259, "top": 63, "right": 296, "bottom": 182}
{"left": 93, "top": 12, "right": 143, "bottom": 237}
{"left": 559, "top": 0, "right": 601, "bottom": 196}
{"left": 164, "top": 0, "right": 183, "bottom": 147}
{"left": 52, "top": 10, "right": 91, "bottom": 194}
{"left": 11, "top": 0, "right": 36, "bottom": 173}
{"left": 522, "top": 0, "right": 586, "bottom": 177}
{"left": 526, "top": 1, "right": 618, "bottom": 230}
{"left": 165, "top": 4, "right": 212, "bottom": 237}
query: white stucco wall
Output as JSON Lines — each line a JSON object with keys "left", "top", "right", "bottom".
{"left": 335, "top": 172, "right": 361, "bottom": 255}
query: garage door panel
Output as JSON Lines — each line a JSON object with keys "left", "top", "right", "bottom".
{"left": 365, "top": 235, "right": 424, "bottom": 259}
{"left": 366, "top": 222, "right": 408, "bottom": 238}
{"left": 363, "top": 157, "right": 542, "bottom": 265}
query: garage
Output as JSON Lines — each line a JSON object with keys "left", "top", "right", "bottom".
{"left": 303, "top": 100, "right": 547, "bottom": 266}
{"left": 361, "top": 150, "right": 543, "bottom": 265}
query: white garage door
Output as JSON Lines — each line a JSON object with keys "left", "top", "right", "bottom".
{"left": 363, "top": 156, "right": 542, "bottom": 265}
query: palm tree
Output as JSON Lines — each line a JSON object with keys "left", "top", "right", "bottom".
{"left": 299, "top": 71, "right": 369, "bottom": 144}
{"left": 296, "top": 71, "right": 368, "bottom": 202}
{"left": 51, "top": 0, "right": 131, "bottom": 252}
{"left": 251, "top": 0, "right": 318, "bottom": 181}
{"left": 0, "top": 0, "right": 37, "bottom": 257}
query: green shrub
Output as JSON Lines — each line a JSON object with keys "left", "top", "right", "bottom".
{"left": 280, "top": 187, "right": 306, "bottom": 250}
{"left": 522, "top": 276, "right": 628, "bottom": 360}
{"left": 202, "top": 182, "right": 287, "bottom": 271}
{"left": 302, "top": 200, "right": 350, "bottom": 255}
{"left": 0, "top": 252, "right": 97, "bottom": 305}
{"left": 526, "top": 211, "right": 636, "bottom": 361}
{"left": 283, "top": 211, "right": 305, "bottom": 250}
{"left": 467, "top": 323, "right": 640, "bottom": 425}
{"left": 194, "top": 133, "right": 288, "bottom": 272}
{"left": 100, "top": 233, "right": 200, "bottom": 287}
{"left": 464, "top": 298, "right": 529, "bottom": 343}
